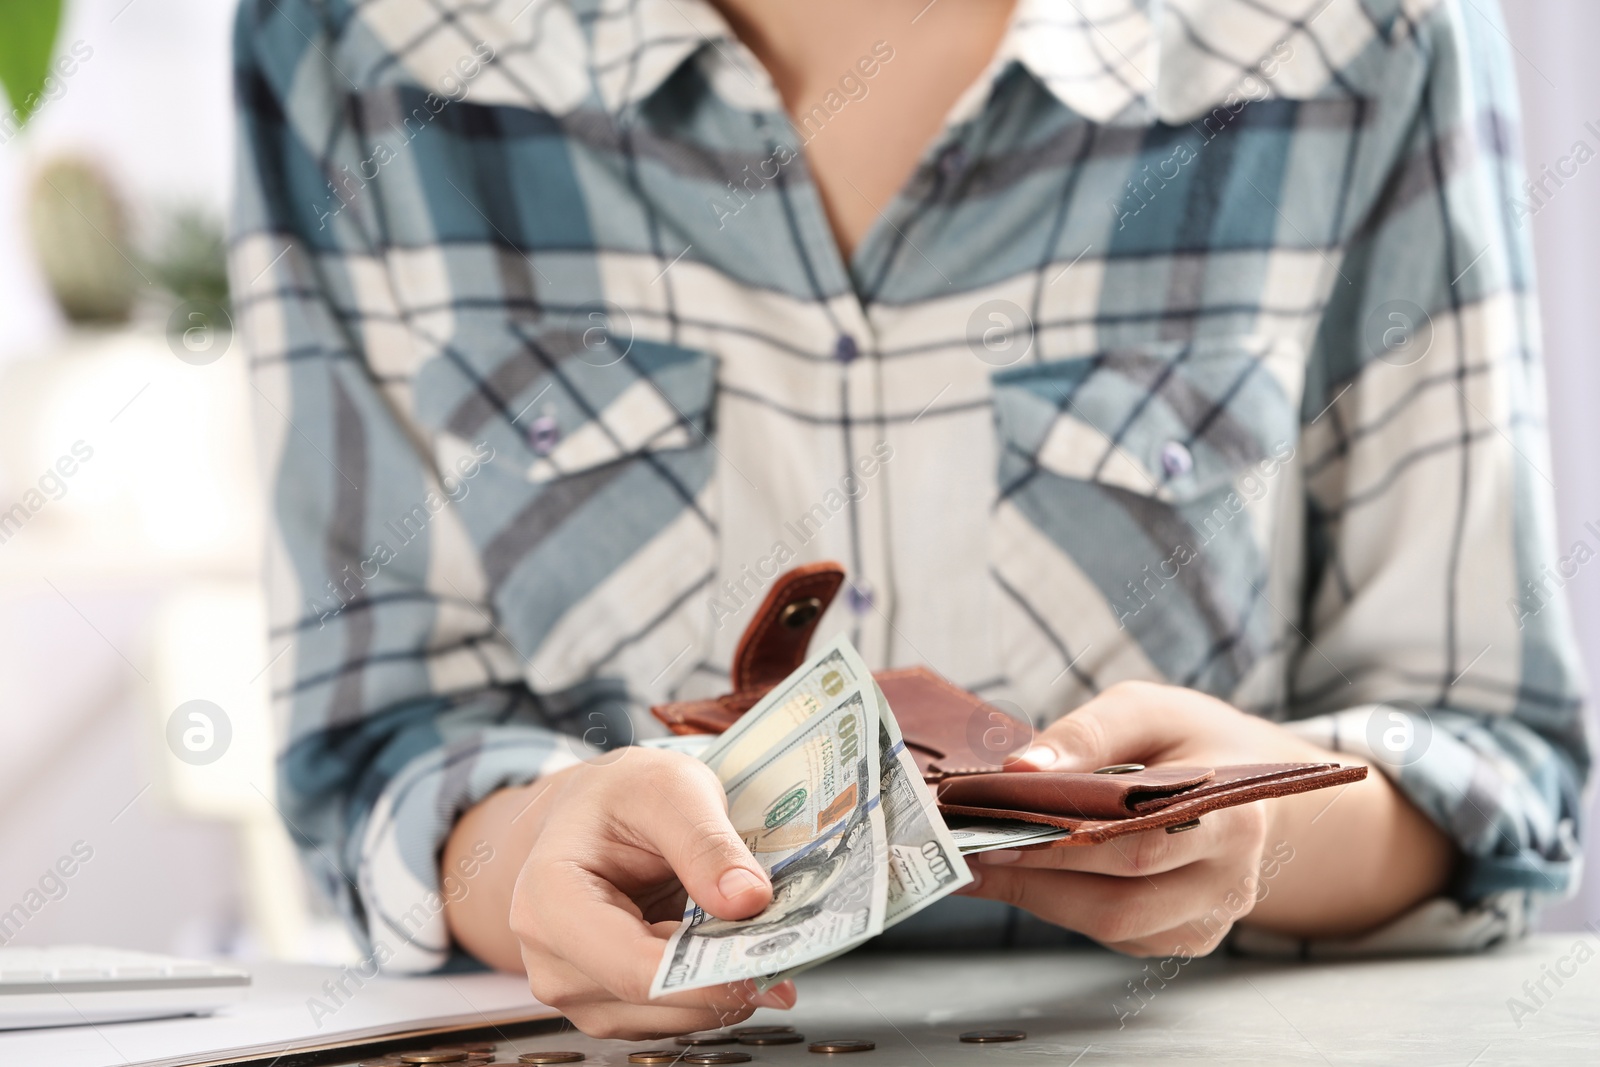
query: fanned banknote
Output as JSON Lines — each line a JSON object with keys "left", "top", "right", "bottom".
{"left": 751, "top": 685, "right": 974, "bottom": 991}
{"left": 650, "top": 637, "right": 976, "bottom": 997}
{"left": 649, "top": 688, "right": 888, "bottom": 996}
{"left": 872, "top": 688, "right": 973, "bottom": 922}
{"left": 701, "top": 636, "right": 866, "bottom": 782}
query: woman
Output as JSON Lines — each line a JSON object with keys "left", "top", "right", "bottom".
{"left": 231, "top": 0, "right": 1587, "bottom": 1039}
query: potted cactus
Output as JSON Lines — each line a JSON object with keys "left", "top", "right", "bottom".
{"left": 28, "top": 156, "right": 139, "bottom": 325}
{"left": 4, "top": 0, "right": 143, "bottom": 327}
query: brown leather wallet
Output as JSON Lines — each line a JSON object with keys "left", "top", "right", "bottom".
{"left": 652, "top": 563, "right": 1366, "bottom": 847}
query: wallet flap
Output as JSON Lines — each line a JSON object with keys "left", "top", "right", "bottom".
{"left": 876, "top": 667, "right": 1032, "bottom": 778}
{"left": 937, "top": 767, "right": 1215, "bottom": 819}
{"left": 1126, "top": 763, "right": 1332, "bottom": 812}
{"left": 939, "top": 762, "right": 1369, "bottom": 845}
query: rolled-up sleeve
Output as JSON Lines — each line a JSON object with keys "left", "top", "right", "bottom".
{"left": 1259, "top": 0, "right": 1590, "bottom": 954}
{"left": 229, "top": 0, "right": 577, "bottom": 973}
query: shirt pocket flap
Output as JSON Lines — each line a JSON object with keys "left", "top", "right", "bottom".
{"left": 990, "top": 336, "right": 1300, "bottom": 503}
{"left": 413, "top": 320, "right": 716, "bottom": 483}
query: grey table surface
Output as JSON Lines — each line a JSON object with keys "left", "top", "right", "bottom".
{"left": 466, "top": 935, "right": 1600, "bottom": 1067}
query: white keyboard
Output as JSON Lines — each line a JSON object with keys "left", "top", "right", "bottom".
{"left": 0, "top": 946, "right": 250, "bottom": 1030}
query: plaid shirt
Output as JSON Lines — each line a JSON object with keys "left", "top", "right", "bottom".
{"left": 232, "top": 0, "right": 1588, "bottom": 970}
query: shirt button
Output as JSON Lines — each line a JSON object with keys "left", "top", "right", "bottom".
{"left": 1159, "top": 440, "right": 1193, "bottom": 479}
{"left": 938, "top": 144, "right": 968, "bottom": 179}
{"left": 528, "top": 414, "right": 560, "bottom": 456}
{"left": 833, "top": 334, "right": 859, "bottom": 363}
{"left": 847, "top": 582, "right": 875, "bottom": 615}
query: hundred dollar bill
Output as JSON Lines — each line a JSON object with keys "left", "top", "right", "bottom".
{"left": 700, "top": 635, "right": 866, "bottom": 782}
{"left": 703, "top": 637, "right": 967, "bottom": 915}
{"left": 870, "top": 684, "right": 973, "bottom": 923}
{"left": 753, "top": 688, "right": 972, "bottom": 991}
{"left": 649, "top": 688, "right": 887, "bottom": 996}
{"left": 945, "top": 817, "right": 1072, "bottom": 854}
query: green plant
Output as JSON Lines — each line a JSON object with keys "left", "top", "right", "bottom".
{"left": 148, "top": 207, "right": 231, "bottom": 310}
{"left": 0, "top": 0, "right": 65, "bottom": 128}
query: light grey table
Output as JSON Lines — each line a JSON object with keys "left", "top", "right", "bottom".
{"left": 479, "top": 935, "right": 1599, "bottom": 1067}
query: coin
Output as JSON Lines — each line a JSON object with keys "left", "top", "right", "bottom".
{"left": 681, "top": 1054, "right": 752, "bottom": 1065}
{"left": 460, "top": 1044, "right": 497, "bottom": 1053}
{"left": 674, "top": 1033, "right": 736, "bottom": 1046}
{"left": 731, "top": 1026, "right": 795, "bottom": 1036}
{"left": 403, "top": 1053, "right": 471, "bottom": 1064}
{"left": 518, "top": 1054, "right": 586, "bottom": 1064}
{"left": 958, "top": 1030, "right": 1026, "bottom": 1043}
{"left": 627, "top": 1052, "right": 683, "bottom": 1064}
{"left": 738, "top": 1033, "right": 804, "bottom": 1045}
{"left": 808, "top": 1040, "right": 875, "bottom": 1054}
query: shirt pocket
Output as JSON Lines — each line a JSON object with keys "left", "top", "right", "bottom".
{"left": 410, "top": 320, "right": 720, "bottom": 699}
{"left": 988, "top": 336, "right": 1304, "bottom": 709}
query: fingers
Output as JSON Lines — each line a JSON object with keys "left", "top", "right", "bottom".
{"left": 967, "top": 858, "right": 1258, "bottom": 947}
{"left": 509, "top": 750, "right": 795, "bottom": 1037}
{"left": 527, "top": 856, "right": 740, "bottom": 1007}
{"left": 1104, "top": 916, "right": 1238, "bottom": 959}
{"left": 522, "top": 925, "right": 797, "bottom": 1039}
{"left": 617, "top": 756, "right": 773, "bottom": 921}
{"left": 515, "top": 751, "right": 779, "bottom": 1012}
{"left": 1009, "top": 680, "right": 1235, "bottom": 771}
{"left": 527, "top": 944, "right": 792, "bottom": 1016}
{"left": 977, "top": 803, "right": 1263, "bottom": 877}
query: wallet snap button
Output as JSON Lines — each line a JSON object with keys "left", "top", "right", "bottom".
{"left": 779, "top": 597, "right": 823, "bottom": 629}
{"left": 1093, "top": 763, "right": 1145, "bottom": 774}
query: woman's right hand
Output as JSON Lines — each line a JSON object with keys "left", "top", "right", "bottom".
{"left": 500, "top": 748, "right": 797, "bottom": 1038}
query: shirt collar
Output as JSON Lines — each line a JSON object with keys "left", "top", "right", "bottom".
{"left": 380, "top": 0, "right": 1376, "bottom": 126}
{"left": 966, "top": 0, "right": 1374, "bottom": 127}
{"left": 589, "top": 0, "right": 776, "bottom": 116}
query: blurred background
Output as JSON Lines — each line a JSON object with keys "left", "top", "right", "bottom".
{"left": 0, "top": 0, "right": 1595, "bottom": 964}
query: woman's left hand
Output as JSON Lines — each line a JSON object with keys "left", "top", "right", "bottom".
{"left": 957, "top": 681, "right": 1446, "bottom": 955}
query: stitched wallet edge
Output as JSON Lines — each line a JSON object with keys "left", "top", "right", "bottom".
{"left": 939, "top": 763, "right": 1369, "bottom": 847}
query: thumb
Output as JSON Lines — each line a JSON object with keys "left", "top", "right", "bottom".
{"left": 1007, "top": 682, "right": 1175, "bottom": 772}
{"left": 642, "top": 760, "right": 773, "bottom": 921}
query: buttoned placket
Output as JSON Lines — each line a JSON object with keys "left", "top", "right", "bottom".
{"left": 687, "top": 28, "right": 1013, "bottom": 673}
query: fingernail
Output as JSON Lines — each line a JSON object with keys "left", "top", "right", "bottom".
{"left": 978, "top": 849, "right": 1021, "bottom": 865}
{"left": 1012, "top": 745, "right": 1060, "bottom": 769}
{"left": 754, "top": 987, "right": 793, "bottom": 1009}
{"left": 719, "top": 867, "right": 766, "bottom": 899}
